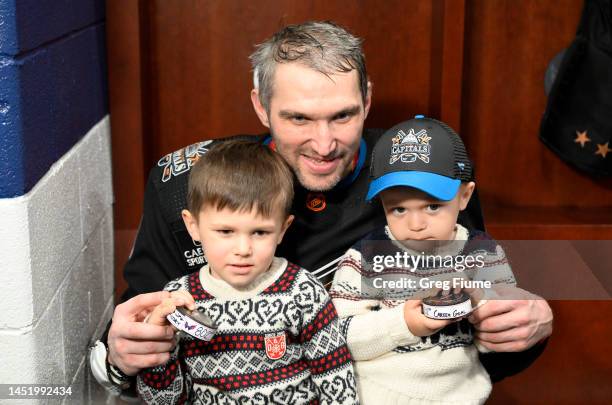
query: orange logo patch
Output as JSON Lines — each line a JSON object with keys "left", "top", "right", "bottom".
{"left": 264, "top": 332, "right": 287, "bottom": 360}
{"left": 306, "top": 193, "right": 326, "bottom": 212}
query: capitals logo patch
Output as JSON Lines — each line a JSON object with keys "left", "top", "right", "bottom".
{"left": 264, "top": 331, "right": 287, "bottom": 360}
{"left": 390, "top": 129, "right": 432, "bottom": 164}
{"left": 158, "top": 141, "right": 213, "bottom": 182}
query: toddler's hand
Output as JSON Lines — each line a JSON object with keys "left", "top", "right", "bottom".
{"left": 145, "top": 290, "right": 196, "bottom": 326}
{"left": 403, "top": 299, "right": 453, "bottom": 337}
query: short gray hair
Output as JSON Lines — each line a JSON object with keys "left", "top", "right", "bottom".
{"left": 249, "top": 21, "right": 368, "bottom": 112}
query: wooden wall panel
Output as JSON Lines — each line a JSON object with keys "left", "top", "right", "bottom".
{"left": 107, "top": 0, "right": 147, "bottom": 298}
{"left": 106, "top": 0, "right": 146, "bottom": 229}
{"left": 140, "top": 0, "right": 464, "bottom": 164}
{"left": 461, "top": 5, "right": 612, "bottom": 401}
{"left": 462, "top": 0, "right": 612, "bottom": 210}
{"left": 490, "top": 301, "right": 612, "bottom": 404}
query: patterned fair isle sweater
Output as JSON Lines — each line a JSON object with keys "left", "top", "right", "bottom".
{"left": 137, "top": 257, "right": 359, "bottom": 404}
{"left": 330, "top": 225, "right": 516, "bottom": 405}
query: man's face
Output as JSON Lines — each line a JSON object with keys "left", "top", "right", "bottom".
{"left": 252, "top": 63, "right": 370, "bottom": 191}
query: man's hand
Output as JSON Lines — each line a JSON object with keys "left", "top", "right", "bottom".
{"left": 146, "top": 290, "right": 196, "bottom": 326}
{"left": 107, "top": 291, "right": 177, "bottom": 376}
{"left": 468, "top": 286, "right": 553, "bottom": 352}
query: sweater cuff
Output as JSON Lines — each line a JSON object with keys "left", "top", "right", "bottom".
{"left": 384, "top": 305, "right": 421, "bottom": 346}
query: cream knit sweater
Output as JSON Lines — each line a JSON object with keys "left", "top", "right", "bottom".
{"left": 330, "top": 225, "right": 516, "bottom": 405}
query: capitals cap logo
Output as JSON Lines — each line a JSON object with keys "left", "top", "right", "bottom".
{"left": 390, "top": 128, "right": 432, "bottom": 164}
{"left": 264, "top": 331, "right": 287, "bottom": 360}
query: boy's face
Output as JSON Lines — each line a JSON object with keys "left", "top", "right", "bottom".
{"left": 182, "top": 205, "right": 293, "bottom": 288}
{"left": 380, "top": 182, "right": 475, "bottom": 247}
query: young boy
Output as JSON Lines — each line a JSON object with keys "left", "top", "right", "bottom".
{"left": 137, "top": 140, "right": 359, "bottom": 404}
{"left": 330, "top": 116, "right": 516, "bottom": 404}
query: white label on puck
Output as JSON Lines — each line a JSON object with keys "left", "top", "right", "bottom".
{"left": 422, "top": 299, "right": 473, "bottom": 320}
{"left": 167, "top": 309, "right": 216, "bottom": 341}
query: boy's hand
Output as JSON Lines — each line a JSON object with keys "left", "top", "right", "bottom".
{"left": 146, "top": 290, "right": 196, "bottom": 326}
{"left": 403, "top": 299, "right": 453, "bottom": 337}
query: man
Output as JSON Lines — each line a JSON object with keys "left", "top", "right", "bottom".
{"left": 90, "top": 21, "right": 553, "bottom": 393}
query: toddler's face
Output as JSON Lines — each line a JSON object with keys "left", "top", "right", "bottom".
{"left": 379, "top": 183, "right": 474, "bottom": 249}
{"left": 182, "top": 205, "right": 293, "bottom": 288}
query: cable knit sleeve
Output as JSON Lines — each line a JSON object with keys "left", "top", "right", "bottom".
{"left": 136, "top": 344, "right": 191, "bottom": 404}
{"left": 330, "top": 248, "right": 420, "bottom": 361}
{"left": 136, "top": 279, "right": 192, "bottom": 404}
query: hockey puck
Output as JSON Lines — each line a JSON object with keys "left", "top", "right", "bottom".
{"left": 422, "top": 290, "right": 472, "bottom": 320}
{"left": 167, "top": 307, "right": 217, "bottom": 341}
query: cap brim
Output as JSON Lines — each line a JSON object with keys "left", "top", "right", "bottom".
{"left": 366, "top": 171, "right": 461, "bottom": 201}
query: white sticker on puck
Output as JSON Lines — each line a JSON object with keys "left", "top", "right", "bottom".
{"left": 167, "top": 309, "right": 216, "bottom": 341}
{"left": 422, "top": 298, "right": 473, "bottom": 320}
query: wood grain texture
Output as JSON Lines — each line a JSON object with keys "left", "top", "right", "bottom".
{"left": 439, "top": 0, "right": 466, "bottom": 130}
{"left": 106, "top": 0, "right": 146, "bottom": 229}
{"left": 462, "top": 0, "right": 612, "bottom": 209}
{"left": 490, "top": 301, "right": 612, "bottom": 405}
{"left": 142, "top": 0, "right": 461, "bottom": 158}
{"left": 460, "top": 5, "right": 612, "bottom": 401}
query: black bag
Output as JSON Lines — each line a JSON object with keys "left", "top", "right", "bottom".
{"left": 540, "top": 0, "right": 612, "bottom": 176}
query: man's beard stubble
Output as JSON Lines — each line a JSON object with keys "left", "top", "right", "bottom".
{"left": 273, "top": 142, "right": 350, "bottom": 192}
{"left": 294, "top": 166, "right": 344, "bottom": 192}
{"left": 268, "top": 123, "right": 357, "bottom": 192}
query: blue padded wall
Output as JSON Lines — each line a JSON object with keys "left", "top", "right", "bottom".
{"left": 0, "top": 0, "right": 17, "bottom": 55}
{"left": 0, "top": 0, "right": 108, "bottom": 198}
{"left": 0, "top": 0, "right": 105, "bottom": 56}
